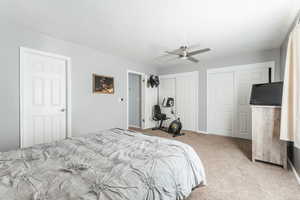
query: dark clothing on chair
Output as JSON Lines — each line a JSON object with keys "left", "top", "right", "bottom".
{"left": 152, "top": 105, "right": 168, "bottom": 130}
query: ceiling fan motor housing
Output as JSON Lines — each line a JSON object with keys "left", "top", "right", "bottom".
{"left": 165, "top": 45, "right": 210, "bottom": 63}
{"left": 180, "top": 46, "right": 188, "bottom": 57}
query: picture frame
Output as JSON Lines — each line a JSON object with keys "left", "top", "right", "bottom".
{"left": 93, "top": 74, "right": 114, "bottom": 94}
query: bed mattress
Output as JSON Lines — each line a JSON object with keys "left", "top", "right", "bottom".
{"left": 0, "top": 128, "right": 206, "bottom": 200}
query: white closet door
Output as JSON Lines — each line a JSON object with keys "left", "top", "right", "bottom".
{"left": 235, "top": 68, "right": 269, "bottom": 139}
{"left": 176, "top": 74, "right": 198, "bottom": 131}
{"left": 159, "top": 72, "right": 198, "bottom": 131}
{"left": 207, "top": 72, "right": 234, "bottom": 136}
{"left": 159, "top": 78, "right": 176, "bottom": 126}
{"left": 207, "top": 62, "right": 274, "bottom": 139}
{"left": 21, "top": 49, "right": 68, "bottom": 148}
{"left": 159, "top": 78, "right": 176, "bottom": 105}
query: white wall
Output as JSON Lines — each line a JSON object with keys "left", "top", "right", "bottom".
{"left": 0, "top": 22, "right": 156, "bottom": 152}
{"left": 158, "top": 48, "right": 281, "bottom": 132}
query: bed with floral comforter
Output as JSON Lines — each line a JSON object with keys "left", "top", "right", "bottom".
{"left": 0, "top": 128, "right": 206, "bottom": 200}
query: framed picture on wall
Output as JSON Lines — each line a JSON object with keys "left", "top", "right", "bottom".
{"left": 93, "top": 74, "right": 114, "bottom": 94}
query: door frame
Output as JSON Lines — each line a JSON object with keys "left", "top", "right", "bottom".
{"left": 159, "top": 71, "right": 199, "bottom": 132}
{"left": 126, "top": 70, "right": 146, "bottom": 129}
{"left": 19, "top": 47, "right": 72, "bottom": 148}
{"left": 206, "top": 61, "right": 275, "bottom": 138}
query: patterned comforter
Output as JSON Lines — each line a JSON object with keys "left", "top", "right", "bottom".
{"left": 0, "top": 128, "right": 206, "bottom": 200}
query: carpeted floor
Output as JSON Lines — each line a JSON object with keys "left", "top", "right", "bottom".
{"left": 130, "top": 128, "right": 300, "bottom": 200}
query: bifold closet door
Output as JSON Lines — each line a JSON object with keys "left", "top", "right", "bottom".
{"left": 159, "top": 78, "right": 176, "bottom": 105}
{"left": 207, "top": 62, "right": 274, "bottom": 139}
{"left": 235, "top": 68, "right": 269, "bottom": 139}
{"left": 207, "top": 72, "right": 235, "bottom": 136}
{"left": 158, "top": 78, "right": 176, "bottom": 125}
{"left": 176, "top": 74, "right": 198, "bottom": 131}
{"left": 159, "top": 72, "right": 198, "bottom": 132}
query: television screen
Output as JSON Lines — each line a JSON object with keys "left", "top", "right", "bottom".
{"left": 250, "top": 82, "right": 283, "bottom": 106}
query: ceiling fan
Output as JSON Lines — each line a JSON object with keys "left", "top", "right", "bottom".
{"left": 165, "top": 46, "right": 211, "bottom": 63}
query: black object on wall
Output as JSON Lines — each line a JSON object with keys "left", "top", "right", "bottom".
{"left": 268, "top": 67, "right": 272, "bottom": 83}
{"left": 148, "top": 75, "right": 160, "bottom": 88}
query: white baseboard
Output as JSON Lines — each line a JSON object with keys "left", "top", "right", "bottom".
{"left": 128, "top": 125, "right": 141, "bottom": 129}
{"left": 196, "top": 130, "right": 208, "bottom": 134}
{"left": 288, "top": 159, "right": 300, "bottom": 185}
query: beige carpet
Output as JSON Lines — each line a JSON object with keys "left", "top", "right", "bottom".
{"left": 130, "top": 128, "right": 300, "bottom": 200}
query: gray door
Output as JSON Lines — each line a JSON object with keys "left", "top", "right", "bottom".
{"left": 129, "top": 73, "right": 141, "bottom": 128}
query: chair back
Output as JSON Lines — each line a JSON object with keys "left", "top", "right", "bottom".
{"left": 153, "top": 105, "right": 161, "bottom": 115}
{"left": 153, "top": 105, "right": 162, "bottom": 120}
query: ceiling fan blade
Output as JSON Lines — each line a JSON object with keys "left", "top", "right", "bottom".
{"left": 188, "top": 48, "right": 211, "bottom": 56}
{"left": 154, "top": 55, "right": 180, "bottom": 64}
{"left": 187, "top": 56, "right": 199, "bottom": 63}
{"left": 155, "top": 53, "right": 175, "bottom": 60}
{"left": 187, "top": 43, "right": 202, "bottom": 50}
{"left": 165, "top": 48, "right": 183, "bottom": 56}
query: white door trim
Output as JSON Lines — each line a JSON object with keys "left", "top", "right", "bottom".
{"left": 159, "top": 71, "right": 199, "bottom": 132}
{"left": 126, "top": 69, "right": 146, "bottom": 129}
{"left": 206, "top": 61, "right": 275, "bottom": 137}
{"left": 20, "top": 47, "right": 72, "bottom": 148}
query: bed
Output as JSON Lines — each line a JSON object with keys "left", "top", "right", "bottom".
{"left": 0, "top": 128, "right": 206, "bottom": 200}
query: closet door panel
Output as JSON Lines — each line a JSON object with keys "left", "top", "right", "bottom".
{"left": 159, "top": 78, "right": 176, "bottom": 126}
{"left": 235, "top": 68, "right": 269, "bottom": 139}
{"left": 159, "top": 78, "right": 176, "bottom": 105}
{"left": 207, "top": 72, "right": 235, "bottom": 136}
{"left": 176, "top": 75, "right": 197, "bottom": 131}
{"left": 207, "top": 62, "right": 274, "bottom": 139}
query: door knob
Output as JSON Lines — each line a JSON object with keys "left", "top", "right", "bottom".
{"left": 60, "top": 108, "right": 66, "bottom": 112}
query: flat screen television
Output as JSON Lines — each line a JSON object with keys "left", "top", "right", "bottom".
{"left": 250, "top": 82, "right": 283, "bottom": 106}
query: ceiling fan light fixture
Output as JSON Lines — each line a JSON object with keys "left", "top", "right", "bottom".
{"left": 180, "top": 56, "right": 188, "bottom": 60}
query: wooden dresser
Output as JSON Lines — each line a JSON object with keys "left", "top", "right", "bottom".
{"left": 251, "top": 105, "right": 287, "bottom": 169}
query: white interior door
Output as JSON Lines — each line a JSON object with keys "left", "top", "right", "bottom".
{"left": 235, "top": 68, "right": 269, "bottom": 139}
{"left": 21, "top": 48, "right": 69, "bottom": 148}
{"left": 207, "top": 72, "right": 234, "bottom": 136}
